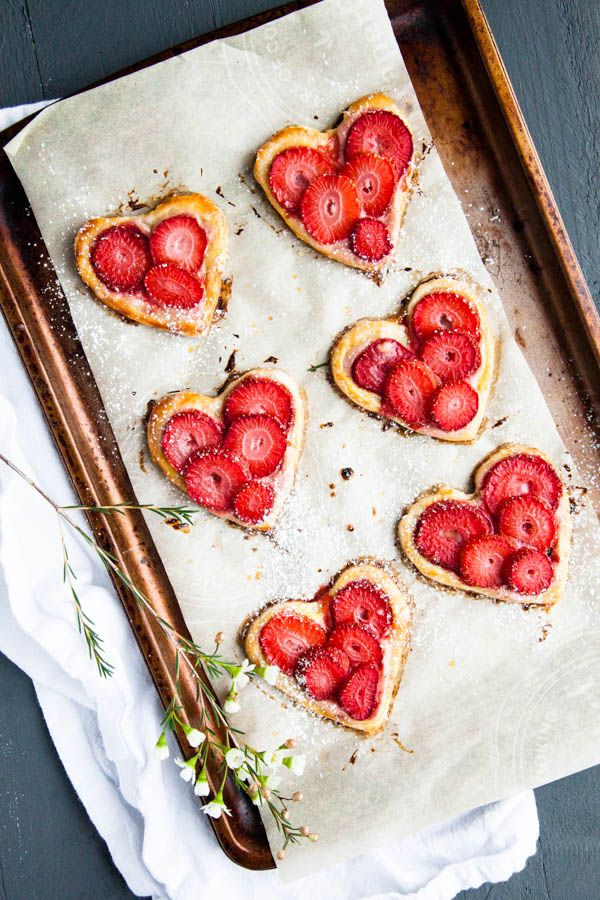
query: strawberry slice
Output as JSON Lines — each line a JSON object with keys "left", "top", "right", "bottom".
{"left": 419, "top": 330, "right": 481, "bottom": 381}
{"left": 431, "top": 380, "right": 479, "bottom": 431}
{"left": 459, "top": 535, "right": 514, "bottom": 588}
{"left": 341, "top": 153, "right": 395, "bottom": 216}
{"left": 498, "top": 495, "right": 556, "bottom": 551}
{"left": 150, "top": 215, "right": 208, "bottom": 272}
{"left": 300, "top": 174, "right": 360, "bottom": 244}
{"left": 184, "top": 450, "right": 247, "bottom": 511}
{"left": 327, "top": 624, "right": 382, "bottom": 667}
{"left": 223, "top": 378, "right": 293, "bottom": 429}
{"left": 346, "top": 110, "right": 413, "bottom": 178}
{"left": 352, "top": 338, "right": 414, "bottom": 394}
{"left": 91, "top": 225, "right": 152, "bottom": 292}
{"left": 223, "top": 414, "right": 286, "bottom": 478}
{"left": 161, "top": 410, "right": 223, "bottom": 473}
{"left": 412, "top": 292, "right": 480, "bottom": 340}
{"left": 338, "top": 664, "right": 380, "bottom": 721}
{"left": 482, "top": 453, "right": 562, "bottom": 516}
{"left": 233, "top": 481, "right": 275, "bottom": 524}
{"left": 144, "top": 264, "right": 204, "bottom": 308}
{"left": 415, "top": 500, "right": 492, "bottom": 572}
{"left": 505, "top": 547, "right": 554, "bottom": 595}
{"left": 383, "top": 359, "right": 440, "bottom": 427}
{"left": 259, "top": 613, "right": 327, "bottom": 674}
{"left": 350, "top": 218, "right": 393, "bottom": 262}
{"left": 331, "top": 580, "right": 392, "bottom": 639}
{"left": 269, "top": 147, "right": 336, "bottom": 213}
{"left": 294, "top": 647, "right": 350, "bottom": 700}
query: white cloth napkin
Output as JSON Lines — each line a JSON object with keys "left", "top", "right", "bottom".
{"left": 0, "top": 101, "right": 538, "bottom": 900}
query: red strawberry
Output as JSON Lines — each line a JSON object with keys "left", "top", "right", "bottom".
{"left": 144, "top": 264, "right": 204, "bottom": 308}
{"left": 233, "top": 481, "right": 275, "bottom": 524}
{"left": 459, "top": 535, "right": 514, "bottom": 588}
{"left": 259, "top": 613, "right": 327, "bottom": 674}
{"left": 327, "top": 624, "right": 382, "bottom": 667}
{"left": 150, "top": 215, "right": 208, "bottom": 272}
{"left": 341, "top": 153, "right": 395, "bottom": 216}
{"left": 300, "top": 174, "right": 360, "bottom": 244}
{"left": 294, "top": 647, "right": 350, "bottom": 700}
{"left": 482, "top": 453, "right": 562, "bottom": 515}
{"left": 338, "top": 664, "right": 380, "bottom": 721}
{"left": 505, "top": 547, "right": 554, "bottom": 595}
{"left": 411, "top": 292, "right": 480, "bottom": 340}
{"left": 91, "top": 225, "right": 152, "bottom": 292}
{"left": 431, "top": 381, "right": 479, "bottom": 431}
{"left": 269, "top": 147, "right": 336, "bottom": 213}
{"left": 383, "top": 359, "right": 440, "bottom": 427}
{"left": 161, "top": 410, "right": 223, "bottom": 473}
{"left": 346, "top": 110, "right": 413, "bottom": 178}
{"left": 184, "top": 450, "right": 247, "bottom": 511}
{"left": 415, "top": 500, "right": 492, "bottom": 571}
{"left": 331, "top": 580, "right": 392, "bottom": 639}
{"left": 223, "top": 378, "right": 293, "bottom": 429}
{"left": 498, "top": 495, "right": 556, "bottom": 551}
{"left": 419, "top": 330, "right": 481, "bottom": 381}
{"left": 350, "top": 218, "right": 393, "bottom": 262}
{"left": 223, "top": 414, "right": 286, "bottom": 478}
{"left": 352, "top": 338, "right": 414, "bottom": 394}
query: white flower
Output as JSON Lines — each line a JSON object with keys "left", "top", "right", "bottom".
{"left": 185, "top": 727, "right": 205, "bottom": 749}
{"left": 261, "top": 749, "right": 284, "bottom": 770}
{"left": 155, "top": 730, "right": 169, "bottom": 760}
{"left": 259, "top": 665, "right": 280, "bottom": 685}
{"left": 194, "top": 767, "right": 210, "bottom": 797}
{"left": 283, "top": 753, "right": 306, "bottom": 776}
{"left": 224, "top": 690, "right": 240, "bottom": 714}
{"left": 225, "top": 748, "right": 246, "bottom": 769}
{"left": 175, "top": 754, "right": 198, "bottom": 783}
{"left": 264, "top": 773, "right": 282, "bottom": 790}
{"left": 231, "top": 659, "right": 255, "bottom": 691}
{"left": 202, "top": 790, "right": 231, "bottom": 819}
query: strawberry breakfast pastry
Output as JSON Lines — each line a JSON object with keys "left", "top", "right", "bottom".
{"left": 75, "top": 193, "right": 227, "bottom": 335}
{"left": 254, "top": 94, "right": 416, "bottom": 271}
{"left": 147, "top": 369, "right": 307, "bottom": 531}
{"left": 398, "top": 445, "right": 571, "bottom": 606}
{"left": 242, "top": 562, "right": 413, "bottom": 734}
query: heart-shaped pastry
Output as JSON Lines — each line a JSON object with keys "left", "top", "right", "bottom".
{"left": 254, "top": 93, "right": 416, "bottom": 271}
{"left": 331, "top": 274, "right": 496, "bottom": 442}
{"left": 147, "top": 368, "right": 306, "bottom": 531}
{"left": 241, "top": 561, "right": 413, "bottom": 734}
{"left": 398, "top": 444, "right": 571, "bottom": 607}
{"left": 75, "top": 193, "right": 227, "bottom": 336}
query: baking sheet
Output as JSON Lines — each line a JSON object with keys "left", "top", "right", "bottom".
{"left": 5, "top": 0, "right": 600, "bottom": 880}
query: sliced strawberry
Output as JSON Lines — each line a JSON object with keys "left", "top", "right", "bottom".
{"left": 161, "top": 410, "right": 223, "bottom": 473}
{"left": 327, "top": 623, "right": 382, "bottom": 667}
{"left": 419, "top": 330, "right": 481, "bottom": 381}
{"left": 223, "top": 414, "right": 286, "bottom": 478}
{"left": 144, "top": 264, "right": 204, "bottom": 309}
{"left": 331, "top": 580, "right": 392, "bottom": 639}
{"left": 294, "top": 647, "right": 350, "bottom": 700}
{"left": 383, "top": 359, "right": 440, "bottom": 427}
{"left": 505, "top": 547, "right": 554, "bottom": 595}
{"left": 341, "top": 153, "right": 395, "bottom": 216}
{"left": 482, "top": 453, "right": 562, "bottom": 516}
{"left": 346, "top": 110, "right": 413, "bottom": 178}
{"left": 352, "top": 338, "right": 414, "bottom": 394}
{"left": 431, "top": 380, "right": 479, "bottom": 431}
{"left": 150, "top": 215, "right": 207, "bottom": 272}
{"left": 498, "top": 495, "right": 556, "bottom": 551}
{"left": 269, "top": 147, "right": 336, "bottom": 213}
{"left": 415, "top": 500, "right": 493, "bottom": 572}
{"left": 411, "top": 292, "right": 480, "bottom": 341}
{"left": 350, "top": 218, "right": 393, "bottom": 262}
{"left": 184, "top": 450, "right": 247, "bottom": 511}
{"left": 459, "top": 535, "right": 514, "bottom": 588}
{"left": 223, "top": 378, "right": 293, "bottom": 429}
{"left": 300, "top": 174, "right": 360, "bottom": 244}
{"left": 259, "top": 614, "right": 326, "bottom": 674}
{"left": 91, "top": 225, "right": 152, "bottom": 292}
{"left": 338, "top": 664, "right": 380, "bottom": 721}
{"left": 233, "top": 481, "right": 275, "bottom": 524}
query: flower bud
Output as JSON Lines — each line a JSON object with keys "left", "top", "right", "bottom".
{"left": 284, "top": 738, "right": 297, "bottom": 749}
{"left": 292, "top": 791, "right": 303, "bottom": 802}
{"left": 277, "top": 849, "right": 286, "bottom": 861}
{"left": 300, "top": 825, "right": 310, "bottom": 836}
{"left": 214, "top": 631, "right": 225, "bottom": 645}
{"left": 309, "top": 833, "right": 319, "bottom": 842}
{"left": 261, "top": 787, "right": 271, "bottom": 800}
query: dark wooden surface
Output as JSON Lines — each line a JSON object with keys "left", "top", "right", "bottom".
{"left": 0, "top": 1, "right": 598, "bottom": 898}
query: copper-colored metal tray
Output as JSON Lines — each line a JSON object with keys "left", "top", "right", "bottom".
{"left": 1, "top": 0, "right": 598, "bottom": 873}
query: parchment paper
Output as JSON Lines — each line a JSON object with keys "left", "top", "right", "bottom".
{"left": 6, "top": 0, "right": 600, "bottom": 881}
